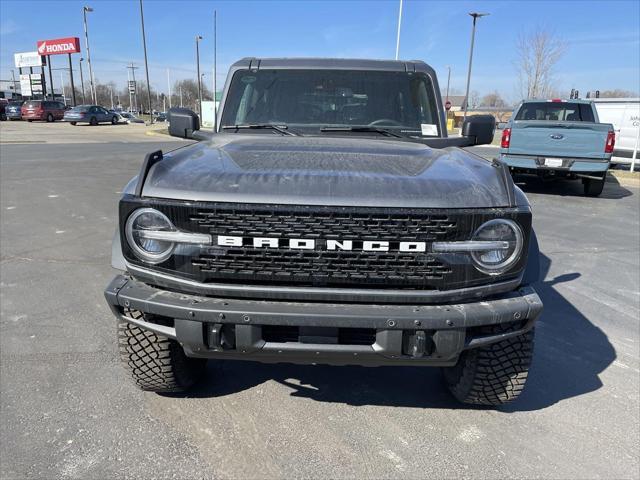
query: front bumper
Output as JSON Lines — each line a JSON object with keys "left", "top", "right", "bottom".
{"left": 500, "top": 153, "right": 610, "bottom": 173}
{"left": 104, "top": 275, "right": 542, "bottom": 367}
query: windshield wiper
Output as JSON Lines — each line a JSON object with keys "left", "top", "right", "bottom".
{"left": 222, "top": 124, "right": 300, "bottom": 136}
{"left": 319, "top": 126, "right": 404, "bottom": 138}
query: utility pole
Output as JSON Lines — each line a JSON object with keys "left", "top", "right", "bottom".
{"left": 109, "top": 84, "right": 113, "bottom": 109}
{"left": 127, "top": 63, "right": 139, "bottom": 111}
{"left": 462, "top": 12, "right": 489, "bottom": 122}
{"left": 83, "top": 6, "right": 97, "bottom": 103}
{"left": 195, "top": 35, "right": 203, "bottom": 117}
{"left": 180, "top": 85, "right": 183, "bottom": 107}
{"left": 167, "top": 68, "right": 172, "bottom": 109}
{"left": 395, "top": 0, "right": 403, "bottom": 60}
{"left": 139, "top": 0, "right": 153, "bottom": 123}
{"left": 79, "top": 58, "right": 86, "bottom": 104}
{"left": 213, "top": 9, "right": 217, "bottom": 131}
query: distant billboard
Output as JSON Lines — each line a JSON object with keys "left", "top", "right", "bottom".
{"left": 14, "top": 51, "right": 44, "bottom": 68}
{"left": 37, "top": 37, "right": 81, "bottom": 56}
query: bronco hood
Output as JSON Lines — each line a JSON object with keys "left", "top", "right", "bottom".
{"left": 142, "top": 134, "right": 512, "bottom": 208}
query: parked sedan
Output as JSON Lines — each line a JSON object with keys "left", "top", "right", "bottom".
{"left": 5, "top": 101, "right": 24, "bottom": 120}
{"left": 64, "top": 105, "right": 120, "bottom": 125}
{"left": 21, "top": 100, "right": 66, "bottom": 122}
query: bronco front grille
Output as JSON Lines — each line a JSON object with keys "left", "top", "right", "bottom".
{"left": 120, "top": 199, "right": 531, "bottom": 290}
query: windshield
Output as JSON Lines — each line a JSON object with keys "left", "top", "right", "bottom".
{"left": 220, "top": 69, "right": 440, "bottom": 136}
{"left": 515, "top": 102, "right": 595, "bottom": 122}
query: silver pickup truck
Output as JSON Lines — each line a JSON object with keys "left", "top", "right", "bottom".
{"left": 500, "top": 99, "right": 615, "bottom": 196}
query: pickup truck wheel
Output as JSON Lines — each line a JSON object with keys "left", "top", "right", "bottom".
{"left": 583, "top": 176, "right": 605, "bottom": 197}
{"left": 117, "top": 311, "right": 206, "bottom": 392}
{"left": 442, "top": 323, "right": 534, "bottom": 406}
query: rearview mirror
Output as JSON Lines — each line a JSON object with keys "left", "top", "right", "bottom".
{"left": 168, "top": 108, "right": 200, "bottom": 139}
{"left": 462, "top": 115, "right": 496, "bottom": 146}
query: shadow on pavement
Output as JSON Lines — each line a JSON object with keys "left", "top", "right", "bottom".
{"left": 175, "top": 253, "right": 615, "bottom": 411}
{"left": 514, "top": 174, "right": 633, "bottom": 199}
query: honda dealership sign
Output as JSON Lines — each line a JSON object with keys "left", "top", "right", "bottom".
{"left": 37, "top": 37, "right": 81, "bottom": 56}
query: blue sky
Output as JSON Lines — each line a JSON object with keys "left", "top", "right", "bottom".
{"left": 1, "top": 0, "right": 638, "bottom": 102}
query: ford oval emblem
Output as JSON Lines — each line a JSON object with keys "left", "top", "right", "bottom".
{"left": 550, "top": 134, "right": 564, "bottom": 140}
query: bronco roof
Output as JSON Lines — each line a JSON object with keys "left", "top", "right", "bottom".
{"left": 230, "top": 57, "right": 435, "bottom": 74}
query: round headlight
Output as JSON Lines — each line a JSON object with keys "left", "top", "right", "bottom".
{"left": 470, "top": 219, "right": 523, "bottom": 274}
{"left": 125, "top": 208, "right": 175, "bottom": 264}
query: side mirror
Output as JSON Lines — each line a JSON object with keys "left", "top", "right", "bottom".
{"left": 168, "top": 107, "right": 200, "bottom": 139}
{"left": 462, "top": 115, "right": 496, "bottom": 146}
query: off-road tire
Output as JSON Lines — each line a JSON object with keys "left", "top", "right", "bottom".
{"left": 583, "top": 176, "right": 605, "bottom": 197}
{"left": 117, "top": 312, "right": 206, "bottom": 392}
{"left": 443, "top": 323, "right": 534, "bottom": 406}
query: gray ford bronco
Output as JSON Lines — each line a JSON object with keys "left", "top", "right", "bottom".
{"left": 105, "top": 58, "right": 542, "bottom": 406}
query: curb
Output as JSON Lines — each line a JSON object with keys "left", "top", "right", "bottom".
{"left": 609, "top": 170, "right": 640, "bottom": 187}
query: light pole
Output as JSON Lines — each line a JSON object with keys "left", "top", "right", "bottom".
{"left": 139, "top": 0, "right": 153, "bottom": 123}
{"left": 213, "top": 9, "right": 217, "bottom": 131}
{"left": 82, "top": 6, "right": 97, "bottom": 104}
{"left": 195, "top": 35, "right": 203, "bottom": 117}
{"left": 79, "top": 57, "right": 86, "bottom": 104}
{"left": 462, "top": 12, "right": 488, "bottom": 122}
{"left": 445, "top": 66, "right": 451, "bottom": 105}
{"left": 167, "top": 69, "right": 172, "bottom": 109}
{"left": 395, "top": 0, "right": 403, "bottom": 60}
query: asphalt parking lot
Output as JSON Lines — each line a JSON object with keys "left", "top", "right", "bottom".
{"left": 1, "top": 121, "right": 639, "bottom": 479}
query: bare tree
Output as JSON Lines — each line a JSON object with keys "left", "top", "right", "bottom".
{"left": 515, "top": 28, "right": 566, "bottom": 99}
{"left": 598, "top": 89, "right": 638, "bottom": 98}
{"left": 480, "top": 91, "right": 506, "bottom": 108}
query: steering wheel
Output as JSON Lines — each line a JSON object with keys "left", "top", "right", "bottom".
{"left": 368, "top": 118, "right": 403, "bottom": 127}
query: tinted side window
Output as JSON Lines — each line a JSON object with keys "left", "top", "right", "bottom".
{"left": 579, "top": 104, "right": 595, "bottom": 122}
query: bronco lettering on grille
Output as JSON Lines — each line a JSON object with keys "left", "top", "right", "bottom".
{"left": 217, "top": 235, "right": 427, "bottom": 252}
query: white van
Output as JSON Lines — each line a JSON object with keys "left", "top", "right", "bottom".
{"left": 591, "top": 98, "right": 639, "bottom": 165}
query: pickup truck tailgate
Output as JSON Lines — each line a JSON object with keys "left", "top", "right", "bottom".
{"left": 508, "top": 121, "right": 611, "bottom": 159}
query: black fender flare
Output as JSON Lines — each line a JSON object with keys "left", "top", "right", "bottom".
{"left": 521, "top": 229, "right": 540, "bottom": 286}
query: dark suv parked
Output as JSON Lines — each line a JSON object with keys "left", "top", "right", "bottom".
{"left": 105, "top": 58, "right": 542, "bottom": 407}
{"left": 5, "top": 101, "right": 24, "bottom": 120}
{"left": 21, "top": 100, "right": 66, "bottom": 122}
